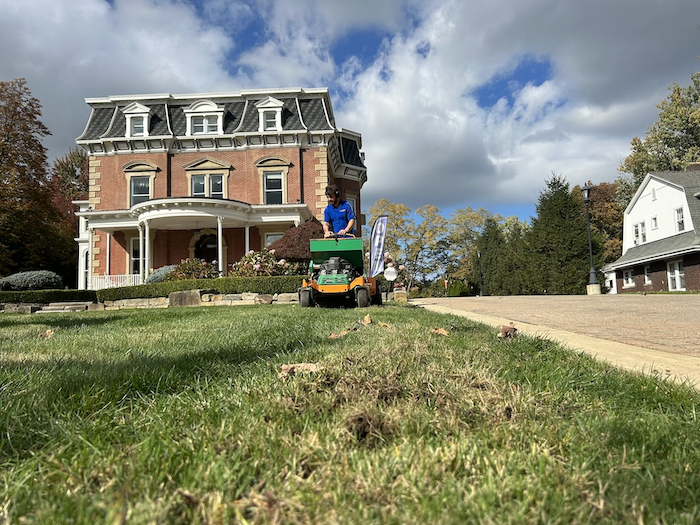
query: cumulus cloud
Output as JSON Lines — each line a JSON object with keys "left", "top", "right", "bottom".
{"left": 0, "top": 0, "right": 698, "bottom": 218}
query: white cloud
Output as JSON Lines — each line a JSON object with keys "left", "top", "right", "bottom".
{"left": 0, "top": 0, "right": 698, "bottom": 220}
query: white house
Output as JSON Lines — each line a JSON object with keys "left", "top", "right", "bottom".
{"left": 604, "top": 164, "right": 700, "bottom": 293}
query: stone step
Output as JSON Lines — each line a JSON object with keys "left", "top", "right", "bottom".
{"left": 36, "top": 302, "right": 94, "bottom": 313}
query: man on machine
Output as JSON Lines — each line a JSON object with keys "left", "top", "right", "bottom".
{"left": 322, "top": 184, "right": 356, "bottom": 238}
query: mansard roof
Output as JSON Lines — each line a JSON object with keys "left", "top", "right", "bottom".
{"left": 76, "top": 88, "right": 337, "bottom": 141}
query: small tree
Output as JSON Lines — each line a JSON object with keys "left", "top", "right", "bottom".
{"left": 267, "top": 219, "right": 323, "bottom": 261}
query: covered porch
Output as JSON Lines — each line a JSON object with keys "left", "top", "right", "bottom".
{"left": 75, "top": 198, "right": 312, "bottom": 290}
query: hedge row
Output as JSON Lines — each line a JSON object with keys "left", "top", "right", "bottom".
{"left": 0, "top": 289, "right": 98, "bottom": 304}
{"left": 96, "top": 275, "right": 305, "bottom": 302}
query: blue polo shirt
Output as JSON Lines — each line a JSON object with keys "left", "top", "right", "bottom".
{"left": 324, "top": 199, "right": 356, "bottom": 234}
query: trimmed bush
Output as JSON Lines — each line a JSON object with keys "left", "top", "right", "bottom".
{"left": 0, "top": 271, "right": 64, "bottom": 291}
{"left": 166, "top": 259, "right": 220, "bottom": 281}
{"left": 229, "top": 249, "right": 307, "bottom": 277}
{"left": 0, "top": 289, "right": 97, "bottom": 304}
{"left": 145, "top": 265, "right": 177, "bottom": 284}
{"left": 96, "top": 276, "right": 304, "bottom": 302}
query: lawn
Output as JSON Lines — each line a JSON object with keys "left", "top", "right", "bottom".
{"left": 1, "top": 304, "right": 699, "bottom": 524}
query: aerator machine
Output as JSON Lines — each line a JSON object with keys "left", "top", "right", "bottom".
{"left": 298, "top": 236, "right": 381, "bottom": 307}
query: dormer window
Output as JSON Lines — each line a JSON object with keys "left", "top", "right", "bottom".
{"left": 184, "top": 100, "right": 224, "bottom": 136}
{"left": 264, "top": 111, "right": 277, "bottom": 130}
{"left": 122, "top": 102, "right": 152, "bottom": 138}
{"left": 131, "top": 116, "right": 145, "bottom": 136}
{"left": 255, "top": 96, "right": 284, "bottom": 132}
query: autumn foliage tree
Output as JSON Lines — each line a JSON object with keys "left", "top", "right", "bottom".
{"left": 620, "top": 72, "right": 700, "bottom": 189}
{"left": 0, "top": 78, "right": 79, "bottom": 284}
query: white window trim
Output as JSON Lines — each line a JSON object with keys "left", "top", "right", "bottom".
{"left": 123, "top": 163, "right": 157, "bottom": 208}
{"left": 186, "top": 171, "right": 228, "bottom": 199}
{"left": 675, "top": 207, "right": 685, "bottom": 233}
{"left": 651, "top": 216, "right": 658, "bottom": 230}
{"left": 183, "top": 100, "right": 224, "bottom": 136}
{"left": 633, "top": 221, "right": 646, "bottom": 245}
{"left": 263, "top": 171, "right": 284, "bottom": 205}
{"left": 667, "top": 259, "right": 686, "bottom": 292}
{"left": 255, "top": 96, "right": 284, "bottom": 132}
{"left": 264, "top": 232, "right": 284, "bottom": 248}
{"left": 122, "top": 102, "right": 152, "bottom": 138}
{"left": 129, "top": 236, "right": 140, "bottom": 275}
{"left": 255, "top": 157, "right": 291, "bottom": 205}
{"left": 644, "top": 265, "right": 651, "bottom": 285}
{"left": 622, "top": 269, "right": 635, "bottom": 288}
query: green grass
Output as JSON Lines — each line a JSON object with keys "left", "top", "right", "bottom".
{"left": 1, "top": 304, "right": 699, "bottom": 524}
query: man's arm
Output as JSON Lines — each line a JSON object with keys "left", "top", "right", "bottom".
{"left": 323, "top": 220, "right": 333, "bottom": 238}
{"left": 338, "top": 218, "right": 355, "bottom": 237}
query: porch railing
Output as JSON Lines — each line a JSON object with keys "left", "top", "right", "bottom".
{"left": 91, "top": 274, "right": 142, "bottom": 290}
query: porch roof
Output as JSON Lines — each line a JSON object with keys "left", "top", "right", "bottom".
{"left": 77, "top": 198, "right": 313, "bottom": 233}
{"left": 605, "top": 231, "right": 700, "bottom": 270}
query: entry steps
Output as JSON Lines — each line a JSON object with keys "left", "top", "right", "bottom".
{"left": 36, "top": 301, "right": 94, "bottom": 313}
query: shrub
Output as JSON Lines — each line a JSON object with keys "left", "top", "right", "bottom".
{"left": 165, "top": 259, "right": 220, "bottom": 281}
{"left": 268, "top": 219, "right": 324, "bottom": 261}
{"left": 145, "top": 265, "right": 177, "bottom": 284}
{"left": 95, "top": 276, "right": 304, "bottom": 302}
{"left": 229, "top": 249, "right": 307, "bottom": 277}
{"left": 0, "top": 289, "right": 97, "bottom": 304}
{"left": 0, "top": 271, "right": 64, "bottom": 291}
{"left": 447, "top": 280, "right": 470, "bottom": 297}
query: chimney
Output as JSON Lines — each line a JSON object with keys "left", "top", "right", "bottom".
{"left": 685, "top": 162, "right": 700, "bottom": 171}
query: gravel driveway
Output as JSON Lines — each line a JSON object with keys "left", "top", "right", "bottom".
{"left": 410, "top": 295, "right": 700, "bottom": 386}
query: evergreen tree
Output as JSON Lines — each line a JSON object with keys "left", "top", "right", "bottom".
{"left": 524, "top": 174, "right": 597, "bottom": 294}
{"left": 473, "top": 217, "right": 508, "bottom": 295}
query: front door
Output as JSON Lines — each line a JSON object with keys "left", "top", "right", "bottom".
{"left": 194, "top": 234, "right": 218, "bottom": 263}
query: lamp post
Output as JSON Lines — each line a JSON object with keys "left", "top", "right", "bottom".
{"left": 477, "top": 250, "right": 483, "bottom": 297}
{"left": 581, "top": 184, "right": 601, "bottom": 295}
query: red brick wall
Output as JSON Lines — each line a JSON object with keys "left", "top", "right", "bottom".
{"left": 616, "top": 255, "right": 700, "bottom": 293}
{"left": 88, "top": 143, "right": 357, "bottom": 277}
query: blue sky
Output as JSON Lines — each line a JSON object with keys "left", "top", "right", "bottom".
{"left": 1, "top": 0, "right": 699, "bottom": 224}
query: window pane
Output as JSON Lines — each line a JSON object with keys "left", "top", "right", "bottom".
{"left": 206, "top": 116, "right": 217, "bottom": 133}
{"left": 266, "top": 233, "right": 283, "bottom": 247}
{"left": 210, "top": 175, "right": 223, "bottom": 198}
{"left": 132, "top": 116, "right": 144, "bottom": 135}
{"left": 193, "top": 116, "right": 204, "bottom": 133}
{"left": 264, "top": 112, "right": 276, "bottom": 130}
{"left": 131, "top": 176, "right": 150, "bottom": 206}
{"left": 264, "top": 173, "right": 283, "bottom": 204}
{"left": 192, "top": 175, "right": 205, "bottom": 196}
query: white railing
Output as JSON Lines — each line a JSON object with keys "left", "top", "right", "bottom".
{"left": 91, "top": 274, "right": 142, "bottom": 290}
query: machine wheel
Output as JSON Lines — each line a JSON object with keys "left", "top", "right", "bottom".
{"left": 356, "top": 287, "right": 370, "bottom": 308}
{"left": 372, "top": 283, "right": 383, "bottom": 305}
{"left": 299, "top": 289, "right": 313, "bottom": 307}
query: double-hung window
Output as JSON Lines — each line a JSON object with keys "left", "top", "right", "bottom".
{"left": 191, "top": 173, "right": 224, "bottom": 198}
{"left": 130, "top": 176, "right": 151, "bottom": 206}
{"left": 131, "top": 116, "right": 145, "bottom": 136}
{"left": 633, "top": 222, "right": 646, "bottom": 245}
{"left": 667, "top": 260, "right": 685, "bottom": 291}
{"left": 623, "top": 269, "right": 634, "bottom": 288}
{"left": 264, "top": 172, "right": 283, "bottom": 204}
{"left": 676, "top": 208, "right": 685, "bottom": 232}
{"left": 192, "top": 115, "right": 218, "bottom": 134}
{"left": 263, "top": 111, "right": 277, "bottom": 131}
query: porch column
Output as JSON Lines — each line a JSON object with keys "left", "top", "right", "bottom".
{"left": 138, "top": 223, "right": 144, "bottom": 283}
{"left": 144, "top": 220, "right": 151, "bottom": 279}
{"left": 244, "top": 224, "right": 250, "bottom": 254}
{"left": 87, "top": 227, "right": 94, "bottom": 290}
{"left": 217, "top": 216, "right": 224, "bottom": 275}
{"left": 106, "top": 233, "right": 111, "bottom": 276}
